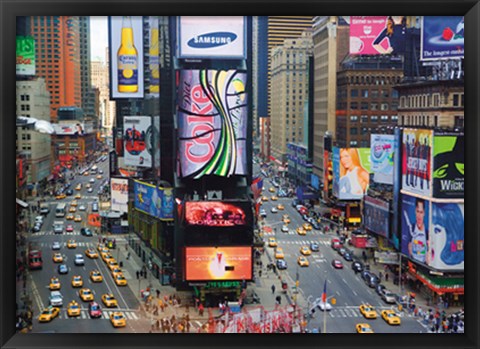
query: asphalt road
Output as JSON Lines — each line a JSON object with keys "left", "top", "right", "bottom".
{"left": 26, "top": 157, "right": 148, "bottom": 333}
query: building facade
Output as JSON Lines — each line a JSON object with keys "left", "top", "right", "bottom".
{"left": 91, "top": 59, "right": 116, "bottom": 131}
{"left": 79, "top": 16, "right": 95, "bottom": 118}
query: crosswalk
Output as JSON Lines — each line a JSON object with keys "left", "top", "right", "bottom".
{"left": 37, "top": 231, "right": 82, "bottom": 236}
{"left": 263, "top": 230, "right": 327, "bottom": 237}
{"left": 325, "top": 306, "right": 414, "bottom": 319}
{"left": 37, "top": 241, "right": 92, "bottom": 248}
{"left": 276, "top": 240, "right": 331, "bottom": 246}
{"left": 57, "top": 309, "right": 140, "bottom": 320}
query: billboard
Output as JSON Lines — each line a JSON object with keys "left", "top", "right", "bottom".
{"left": 109, "top": 16, "right": 144, "bottom": 99}
{"left": 402, "top": 128, "right": 433, "bottom": 197}
{"left": 147, "top": 16, "right": 160, "bottom": 98}
{"left": 391, "top": 128, "right": 402, "bottom": 250}
{"left": 123, "top": 116, "right": 153, "bottom": 168}
{"left": 185, "top": 201, "right": 252, "bottom": 227}
{"left": 16, "top": 36, "right": 35, "bottom": 76}
{"left": 177, "top": 16, "right": 246, "bottom": 59}
{"left": 332, "top": 148, "right": 340, "bottom": 198}
{"left": 109, "top": 150, "right": 118, "bottom": 176}
{"left": 430, "top": 202, "right": 464, "bottom": 271}
{"left": 371, "top": 134, "right": 394, "bottom": 185}
{"left": 333, "top": 148, "right": 371, "bottom": 200}
{"left": 364, "top": 196, "right": 389, "bottom": 238}
{"left": 401, "top": 194, "right": 430, "bottom": 265}
{"left": 323, "top": 151, "right": 333, "bottom": 194}
{"left": 350, "top": 16, "right": 406, "bottom": 55}
{"left": 177, "top": 69, "right": 248, "bottom": 179}
{"left": 133, "top": 180, "right": 174, "bottom": 221}
{"left": 185, "top": 247, "right": 252, "bottom": 281}
{"left": 421, "top": 16, "right": 464, "bottom": 61}
{"left": 432, "top": 132, "right": 464, "bottom": 198}
{"left": 110, "top": 178, "right": 128, "bottom": 213}
{"left": 52, "top": 123, "right": 94, "bottom": 135}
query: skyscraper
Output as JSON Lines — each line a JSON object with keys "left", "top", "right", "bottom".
{"left": 79, "top": 16, "right": 94, "bottom": 117}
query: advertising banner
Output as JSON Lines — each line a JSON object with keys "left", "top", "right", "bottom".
{"left": 185, "top": 246, "right": 252, "bottom": 281}
{"left": 311, "top": 174, "right": 320, "bottom": 191}
{"left": 147, "top": 16, "right": 160, "bottom": 98}
{"left": 332, "top": 147, "right": 340, "bottom": 198}
{"left": 177, "top": 69, "right": 248, "bottom": 179}
{"left": 123, "top": 116, "right": 153, "bottom": 168}
{"left": 109, "top": 16, "right": 144, "bottom": 99}
{"left": 178, "top": 16, "right": 246, "bottom": 59}
{"left": 133, "top": 180, "right": 174, "bottom": 221}
{"left": 334, "top": 148, "right": 371, "bottom": 200}
{"left": 16, "top": 36, "right": 35, "bottom": 76}
{"left": 110, "top": 178, "right": 128, "bottom": 213}
{"left": 371, "top": 134, "right": 394, "bottom": 185}
{"left": 401, "top": 194, "right": 430, "bottom": 265}
{"left": 421, "top": 16, "right": 464, "bottom": 61}
{"left": 391, "top": 128, "right": 402, "bottom": 250}
{"left": 323, "top": 151, "right": 333, "bottom": 194}
{"left": 433, "top": 132, "right": 464, "bottom": 198}
{"left": 185, "top": 201, "right": 252, "bottom": 227}
{"left": 52, "top": 123, "right": 94, "bottom": 135}
{"left": 430, "top": 203, "right": 464, "bottom": 270}
{"left": 402, "top": 128, "right": 433, "bottom": 197}
{"left": 364, "top": 196, "right": 389, "bottom": 238}
{"left": 350, "top": 16, "right": 406, "bottom": 55}
{"left": 109, "top": 150, "right": 118, "bottom": 176}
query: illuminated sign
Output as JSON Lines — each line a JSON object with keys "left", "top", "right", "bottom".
{"left": 185, "top": 247, "right": 252, "bottom": 281}
{"left": 177, "top": 69, "right": 248, "bottom": 179}
{"left": 185, "top": 201, "right": 250, "bottom": 227}
{"left": 133, "top": 180, "right": 174, "bottom": 221}
{"left": 123, "top": 116, "right": 153, "bottom": 168}
{"left": 371, "top": 134, "right": 394, "bottom": 185}
{"left": 16, "top": 36, "right": 35, "bottom": 76}
{"left": 333, "top": 147, "right": 371, "bottom": 200}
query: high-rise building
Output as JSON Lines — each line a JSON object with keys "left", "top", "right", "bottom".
{"left": 252, "top": 16, "right": 268, "bottom": 147}
{"left": 91, "top": 59, "right": 115, "bottom": 131}
{"left": 270, "top": 31, "right": 313, "bottom": 162}
{"left": 79, "top": 16, "right": 95, "bottom": 117}
{"left": 312, "top": 16, "right": 350, "bottom": 182}
{"left": 30, "top": 16, "right": 82, "bottom": 121}
{"left": 16, "top": 78, "right": 51, "bottom": 183}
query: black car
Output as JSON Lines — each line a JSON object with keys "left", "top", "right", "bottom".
{"left": 66, "top": 189, "right": 74, "bottom": 196}
{"left": 351, "top": 261, "right": 364, "bottom": 273}
{"left": 276, "top": 259, "right": 287, "bottom": 270}
{"left": 81, "top": 227, "right": 93, "bottom": 237}
{"left": 338, "top": 247, "right": 347, "bottom": 257}
{"left": 343, "top": 252, "right": 353, "bottom": 262}
{"left": 312, "top": 221, "right": 321, "bottom": 230}
{"left": 367, "top": 274, "right": 381, "bottom": 288}
{"left": 375, "top": 284, "right": 386, "bottom": 296}
{"left": 292, "top": 199, "right": 300, "bottom": 208}
{"left": 92, "top": 202, "right": 99, "bottom": 212}
{"left": 361, "top": 270, "right": 372, "bottom": 282}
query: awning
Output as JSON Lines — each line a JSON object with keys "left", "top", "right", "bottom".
{"left": 16, "top": 198, "right": 29, "bottom": 208}
{"left": 408, "top": 268, "right": 464, "bottom": 294}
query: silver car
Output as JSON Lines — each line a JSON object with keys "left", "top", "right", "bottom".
{"left": 52, "top": 242, "right": 61, "bottom": 250}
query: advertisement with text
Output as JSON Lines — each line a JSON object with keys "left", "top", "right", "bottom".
{"left": 177, "top": 69, "right": 248, "bottom": 179}
{"left": 421, "top": 16, "right": 464, "bottom": 61}
{"left": 185, "top": 201, "right": 252, "bottom": 227}
{"left": 371, "top": 134, "right": 394, "bottom": 185}
{"left": 185, "top": 247, "right": 252, "bottom": 281}
{"left": 110, "top": 178, "right": 129, "bottom": 214}
{"left": 123, "top": 116, "right": 153, "bottom": 168}
{"left": 433, "top": 132, "right": 464, "bottom": 199}
{"left": 133, "top": 180, "right": 174, "bottom": 221}
{"left": 16, "top": 36, "right": 35, "bottom": 76}
{"left": 401, "top": 194, "right": 430, "bottom": 265}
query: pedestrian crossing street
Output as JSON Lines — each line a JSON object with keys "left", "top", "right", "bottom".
{"left": 326, "top": 306, "right": 415, "bottom": 319}
{"left": 57, "top": 309, "right": 140, "bottom": 320}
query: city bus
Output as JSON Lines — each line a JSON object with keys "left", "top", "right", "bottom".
{"left": 55, "top": 203, "right": 67, "bottom": 218}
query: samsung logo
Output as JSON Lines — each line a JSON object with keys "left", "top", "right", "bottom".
{"left": 188, "top": 32, "right": 237, "bottom": 48}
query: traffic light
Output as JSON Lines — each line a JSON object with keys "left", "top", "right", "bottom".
{"left": 331, "top": 297, "right": 337, "bottom": 305}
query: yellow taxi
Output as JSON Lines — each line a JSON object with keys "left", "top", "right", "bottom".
{"left": 101, "top": 252, "right": 114, "bottom": 263}
{"left": 282, "top": 215, "right": 290, "bottom": 224}
{"left": 102, "top": 293, "right": 118, "bottom": 308}
{"left": 71, "top": 275, "right": 83, "bottom": 288}
{"left": 70, "top": 200, "right": 78, "bottom": 207}
{"left": 277, "top": 204, "right": 285, "bottom": 210}
{"left": 107, "top": 260, "right": 120, "bottom": 271}
{"left": 49, "top": 277, "right": 61, "bottom": 290}
{"left": 75, "top": 193, "right": 82, "bottom": 200}
{"left": 97, "top": 243, "right": 107, "bottom": 251}
{"left": 52, "top": 253, "right": 63, "bottom": 263}
{"left": 356, "top": 323, "right": 374, "bottom": 334}
{"left": 271, "top": 196, "right": 278, "bottom": 201}
{"left": 269, "top": 187, "right": 275, "bottom": 193}
{"left": 381, "top": 310, "right": 401, "bottom": 325}
{"left": 85, "top": 249, "right": 99, "bottom": 259}
{"left": 359, "top": 304, "right": 378, "bottom": 319}
{"left": 268, "top": 237, "right": 277, "bottom": 248}
{"left": 297, "top": 256, "right": 309, "bottom": 267}
{"left": 74, "top": 215, "right": 82, "bottom": 222}
{"left": 75, "top": 184, "right": 82, "bottom": 190}
{"left": 67, "top": 240, "right": 77, "bottom": 249}
{"left": 69, "top": 206, "right": 77, "bottom": 213}
{"left": 296, "top": 227, "right": 306, "bottom": 236}
{"left": 261, "top": 196, "right": 269, "bottom": 202}
{"left": 55, "top": 193, "right": 66, "bottom": 200}
{"left": 303, "top": 223, "right": 312, "bottom": 231}
{"left": 111, "top": 267, "right": 123, "bottom": 278}
{"left": 110, "top": 312, "right": 126, "bottom": 328}
{"left": 38, "top": 306, "right": 60, "bottom": 322}
{"left": 275, "top": 247, "right": 284, "bottom": 259}
{"left": 90, "top": 270, "right": 103, "bottom": 283}
{"left": 86, "top": 183, "right": 92, "bottom": 189}
{"left": 79, "top": 288, "right": 94, "bottom": 302}
{"left": 114, "top": 274, "right": 128, "bottom": 286}
{"left": 96, "top": 175, "right": 103, "bottom": 179}
{"left": 66, "top": 213, "right": 74, "bottom": 220}
{"left": 300, "top": 246, "right": 312, "bottom": 256}
{"left": 83, "top": 171, "right": 89, "bottom": 176}
{"left": 67, "top": 300, "right": 81, "bottom": 317}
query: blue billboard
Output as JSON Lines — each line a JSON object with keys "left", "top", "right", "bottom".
{"left": 371, "top": 134, "right": 394, "bottom": 185}
{"left": 401, "top": 193, "right": 430, "bottom": 265}
{"left": 311, "top": 174, "right": 320, "bottom": 191}
{"left": 133, "top": 180, "right": 174, "bottom": 221}
{"left": 421, "top": 16, "right": 464, "bottom": 61}
{"left": 332, "top": 147, "right": 340, "bottom": 198}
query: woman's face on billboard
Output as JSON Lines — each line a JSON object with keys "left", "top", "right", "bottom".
{"left": 340, "top": 150, "right": 353, "bottom": 170}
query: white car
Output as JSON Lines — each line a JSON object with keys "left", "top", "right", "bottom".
{"left": 87, "top": 187, "right": 93, "bottom": 193}
{"left": 35, "top": 216, "right": 44, "bottom": 224}
{"left": 271, "top": 207, "right": 278, "bottom": 213}
{"left": 89, "top": 178, "right": 95, "bottom": 183}
{"left": 260, "top": 209, "right": 267, "bottom": 218}
{"left": 52, "top": 242, "right": 61, "bottom": 250}
{"left": 74, "top": 254, "right": 85, "bottom": 266}
{"left": 49, "top": 291, "right": 63, "bottom": 306}
{"left": 79, "top": 205, "right": 86, "bottom": 211}
{"left": 318, "top": 301, "right": 332, "bottom": 311}
{"left": 281, "top": 225, "right": 289, "bottom": 233}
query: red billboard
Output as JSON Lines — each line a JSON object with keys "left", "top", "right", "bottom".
{"left": 185, "top": 247, "right": 252, "bottom": 281}
{"left": 185, "top": 201, "right": 252, "bottom": 227}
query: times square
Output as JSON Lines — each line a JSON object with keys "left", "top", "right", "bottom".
{"left": 15, "top": 16, "right": 464, "bottom": 334}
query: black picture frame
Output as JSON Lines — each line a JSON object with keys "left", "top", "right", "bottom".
{"left": 2, "top": 1, "right": 479, "bottom": 349}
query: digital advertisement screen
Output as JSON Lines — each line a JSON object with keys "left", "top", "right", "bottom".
{"left": 402, "top": 128, "right": 433, "bottom": 197}
{"left": 421, "top": 16, "right": 464, "bottom": 61}
{"left": 123, "top": 116, "right": 153, "bottom": 168}
{"left": 371, "top": 134, "right": 394, "bottom": 185}
{"left": 401, "top": 193, "right": 430, "bottom": 265}
{"left": 333, "top": 148, "right": 371, "bottom": 200}
{"left": 364, "top": 196, "right": 390, "bottom": 238}
{"left": 350, "top": 16, "right": 406, "bottom": 55}
{"left": 433, "top": 132, "right": 464, "bottom": 199}
{"left": 177, "top": 69, "right": 248, "bottom": 179}
{"left": 16, "top": 36, "right": 35, "bottom": 76}
{"left": 185, "top": 201, "right": 252, "bottom": 227}
{"left": 185, "top": 247, "right": 252, "bottom": 281}
{"left": 133, "top": 180, "right": 174, "bottom": 221}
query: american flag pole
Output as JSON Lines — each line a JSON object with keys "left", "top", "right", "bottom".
{"left": 322, "top": 279, "right": 327, "bottom": 334}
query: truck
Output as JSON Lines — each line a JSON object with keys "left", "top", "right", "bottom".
{"left": 53, "top": 221, "right": 64, "bottom": 234}
{"left": 27, "top": 243, "right": 43, "bottom": 270}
